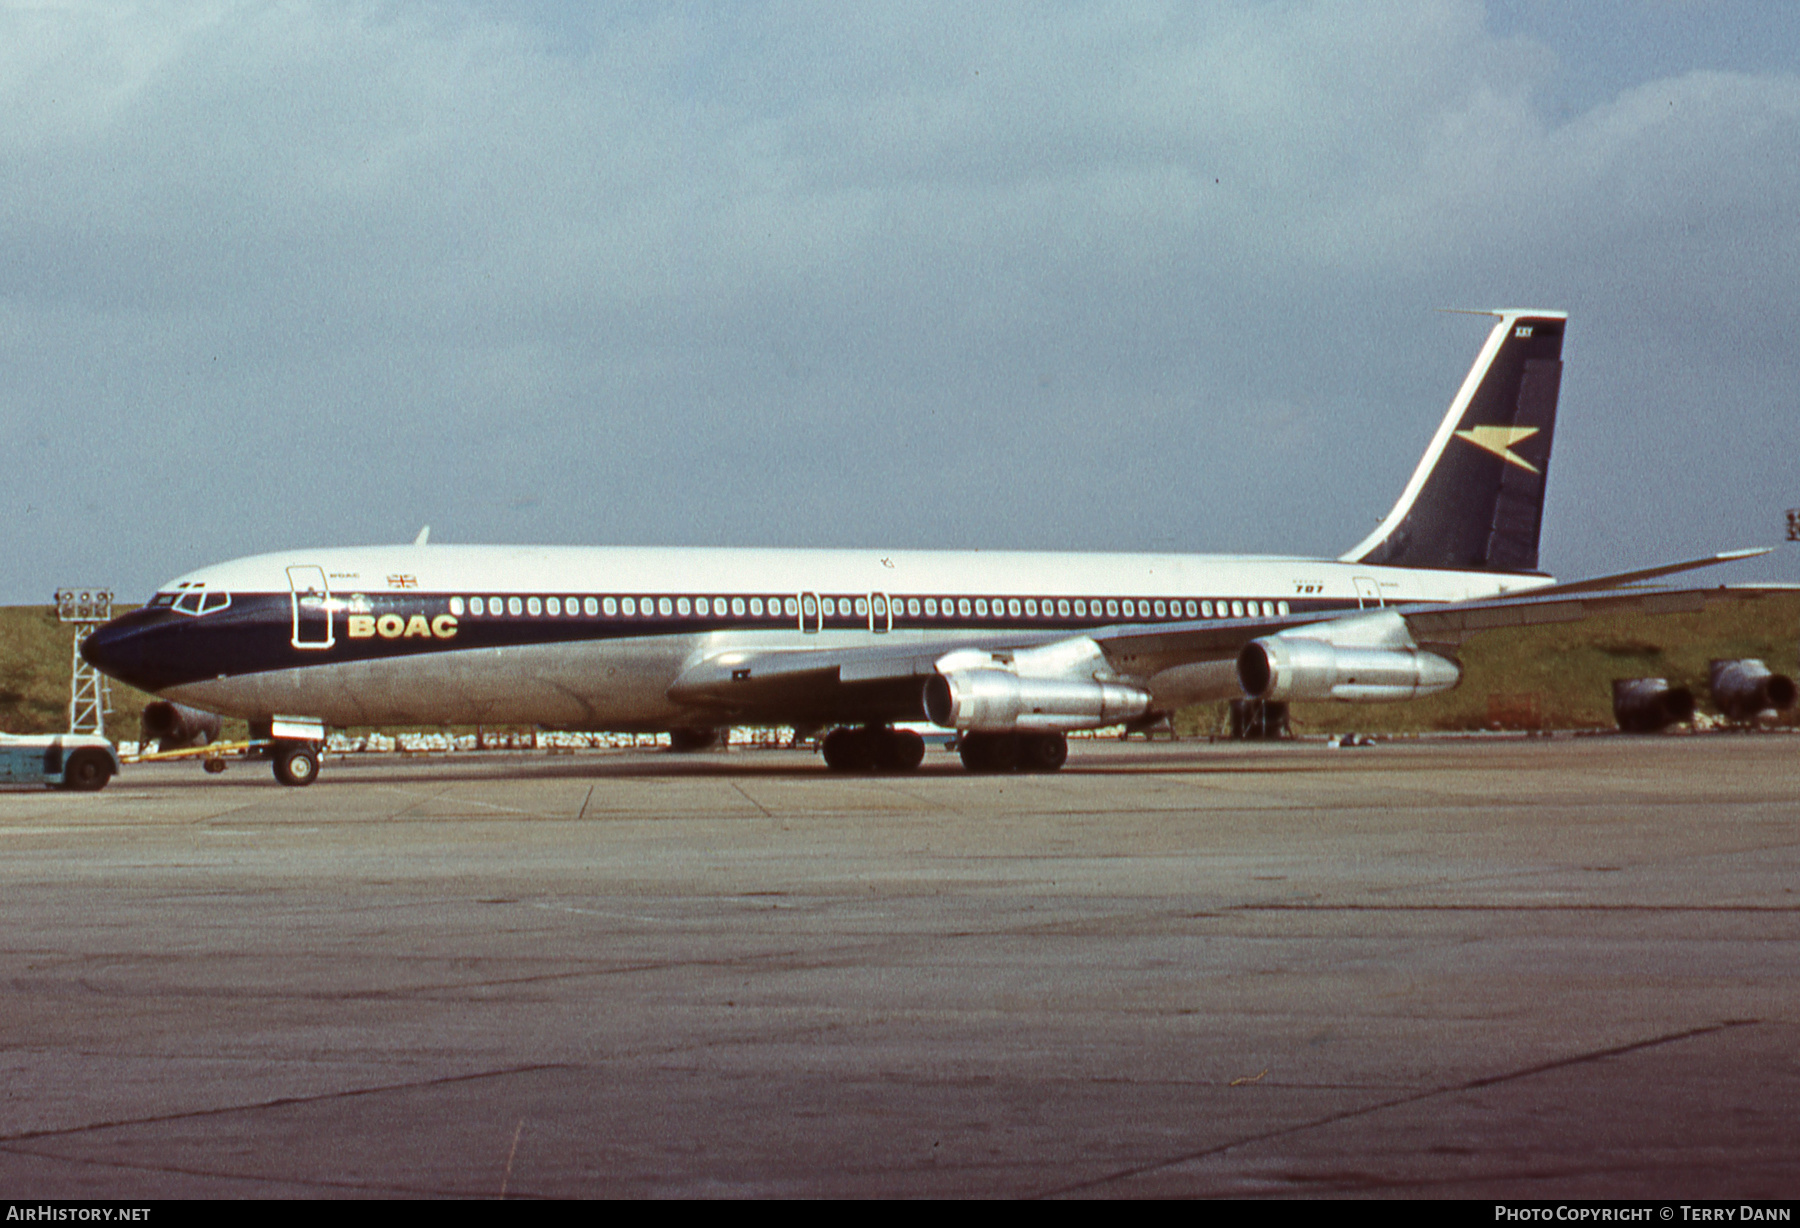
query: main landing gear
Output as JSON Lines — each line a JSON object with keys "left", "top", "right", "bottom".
{"left": 821, "top": 726, "right": 926, "bottom": 772}
{"left": 668, "top": 727, "right": 726, "bottom": 753}
{"left": 817, "top": 727, "right": 1072, "bottom": 773}
{"left": 956, "top": 731, "right": 1068, "bottom": 773}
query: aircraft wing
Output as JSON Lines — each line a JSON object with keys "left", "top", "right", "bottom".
{"left": 667, "top": 639, "right": 949, "bottom": 725}
{"left": 666, "top": 608, "right": 1323, "bottom": 724}
{"left": 667, "top": 578, "right": 1798, "bottom": 725}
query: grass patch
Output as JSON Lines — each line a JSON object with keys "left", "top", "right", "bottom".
{"left": 0, "top": 605, "right": 156, "bottom": 740}
{"left": 1243, "top": 592, "right": 1800, "bottom": 735}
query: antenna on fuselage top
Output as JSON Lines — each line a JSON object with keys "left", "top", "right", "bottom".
{"left": 413, "top": 525, "right": 430, "bottom": 547}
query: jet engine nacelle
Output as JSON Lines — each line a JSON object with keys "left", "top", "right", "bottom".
{"left": 1611, "top": 678, "right": 1696, "bottom": 733}
{"left": 1709, "top": 659, "right": 1798, "bottom": 722}
{"left": 923, "top": 669, "right": 1150, "bottom": 733}
{"left": 1237, "top": 637, "right": 1461, "bottom": 703}
{"left": 139, "top": 700, "right": 223, "bottom": 751}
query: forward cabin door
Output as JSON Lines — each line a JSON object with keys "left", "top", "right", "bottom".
{"left": 868, "top": 593, "right": 892, "bottom": 634}
{"left": 288, "top": 566, "right": 336, "bottom": 649}
{"left": 1353, "top": 576, "right": 1384, "bottom": 610}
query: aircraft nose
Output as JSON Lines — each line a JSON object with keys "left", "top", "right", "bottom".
{"left": 80, "top": 612, "right": 172, "bottom": 694}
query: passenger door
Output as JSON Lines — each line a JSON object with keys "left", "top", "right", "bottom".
{"left": 288, "top": 566, "right": 335, "bottom": 649}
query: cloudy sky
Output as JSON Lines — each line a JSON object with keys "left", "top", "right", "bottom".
{"left": 3, "top": 0, "right": 1798, "bottom": 604}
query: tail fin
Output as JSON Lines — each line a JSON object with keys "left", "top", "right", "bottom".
{"left": 1341, "top": 310, "right": 1566, "bottom": 573}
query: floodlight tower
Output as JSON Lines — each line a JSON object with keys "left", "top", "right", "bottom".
{"left": 1787, "top": 510, "right": 1799, "bottom": 681}
{"left": 55, "top": 588, "right": 113, "bottom": 737}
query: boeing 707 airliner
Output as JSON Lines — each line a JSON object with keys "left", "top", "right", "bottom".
{"left": 81, "top": 310, "right": 1767, "bottom": 784}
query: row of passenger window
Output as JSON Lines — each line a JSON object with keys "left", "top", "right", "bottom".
{"left": 446, "top": 594, "right": 1293, "bottom": 621}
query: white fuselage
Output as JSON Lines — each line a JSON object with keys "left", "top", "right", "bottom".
{"left": 128, "top": 544, "right": 1551, "bottom": 729}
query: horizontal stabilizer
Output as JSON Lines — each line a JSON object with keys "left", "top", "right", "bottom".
{"left": 1401, "top": 581, "right": 1799, "bottom": 646}
{"left": 1518, "top": 548, "right": 1774, "bottom": 597}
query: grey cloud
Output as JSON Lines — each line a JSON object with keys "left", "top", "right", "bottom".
{"left": 1, "top": 1, "right": 1796, "bottom": 601}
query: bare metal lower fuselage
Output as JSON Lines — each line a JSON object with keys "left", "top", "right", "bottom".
{"left": 159, "top": 626, "right": 1246, "bottom": 730}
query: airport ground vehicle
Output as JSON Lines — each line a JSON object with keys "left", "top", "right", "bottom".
{"left": 0, "top": 732, "right": 121, "bottom": 791}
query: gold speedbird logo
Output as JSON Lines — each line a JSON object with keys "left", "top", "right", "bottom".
{"left": 1454, "top": 425, "right": 1541, "bottom": 473}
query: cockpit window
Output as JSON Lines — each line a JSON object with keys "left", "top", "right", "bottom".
{"left": 149, "top": 593, "right": 177, "bottom": 608}
{"left": 170, "top": 585, "right": 231, "bottom": 616}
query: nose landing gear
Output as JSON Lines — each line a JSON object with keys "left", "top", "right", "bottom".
{"left": 271, "top": 743, "right": 320, "bottom": 787}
